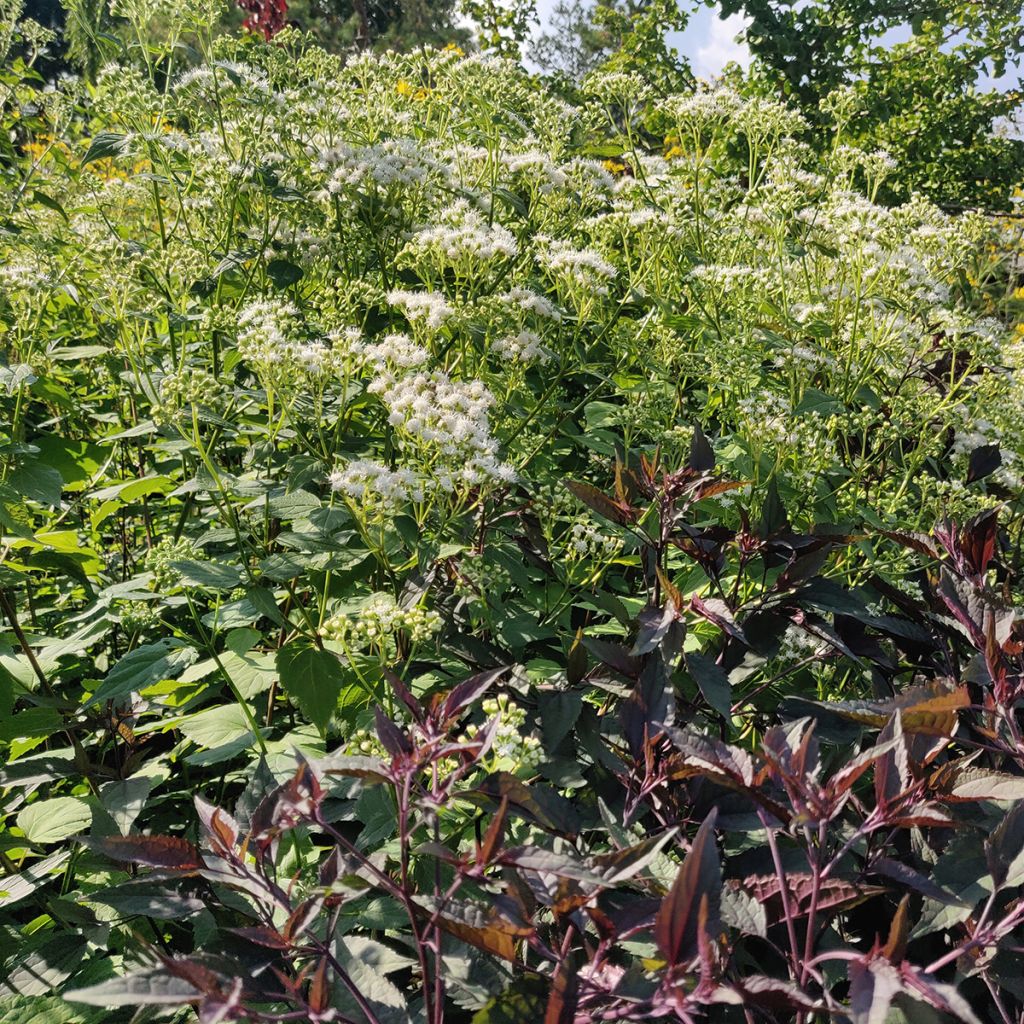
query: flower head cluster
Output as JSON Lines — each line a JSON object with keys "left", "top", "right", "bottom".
{"left": 156, "top": 366, "right": 224, "bottom": 421}
{"left": 236, "top": 299, "right": 342, "bottom": 381}
{"left": 463, "top": 693, "right": 542, "bottom": 774}
{"left": 386, "top": 289, "right": 454, "bottom": 330}
{"left": 537, "top": 239, "right": 617, "bottom": 297}
{"left": 145, "top": 536, "right": 200, "bottom": 592}
{"left": 329, "top": 459, "right": 426, "bottom": 509}
{"left": 491, "top": 329, "right": 551, "bottom": 364}
{"left": 405, "top": 200, "right": 518, "bottom": 274}
{"left": 322, "top": 593, "right": 441, "bottom": 649}
{"left": 369, "top": 370, "right": 515, "bottom": 488}
{"left": 356, "top": 333, "right": 430, "bottom": 370}
{"left": 314, "top": 138, "right": 445, "bottom": 196}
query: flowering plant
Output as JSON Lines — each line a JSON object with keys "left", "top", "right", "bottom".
{"left": 0, "top": 5, "right": 1022, "bottom": 1023}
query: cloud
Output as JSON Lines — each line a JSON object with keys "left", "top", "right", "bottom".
{"left": 695, "top": 13, "right": 751, "bottom": 78}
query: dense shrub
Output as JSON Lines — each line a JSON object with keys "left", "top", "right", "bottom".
{"left": 1, "top": 6, "right": 1023, "bottom": 1022}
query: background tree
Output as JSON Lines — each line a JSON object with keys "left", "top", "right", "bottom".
{"left": 713, "top": 0, "right": 1024, "bottom": 208}
{"left": 532, "top": 0, "right": 691, "bottom": 89}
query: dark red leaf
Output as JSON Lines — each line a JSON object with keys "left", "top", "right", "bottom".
{"left": 565, "top": 480, "right": 635, "bottom": 525}
{"left": 82, "top": 834, "right": 205, "bottom": 872}
{"left": 374, "top": 705, "right": 411, "bottom": 756}
{"left": 653, "top": 809, "right": 720, "bottom": 967}
{"left": 440, "top": 667, "right": 506, "bottom": 722}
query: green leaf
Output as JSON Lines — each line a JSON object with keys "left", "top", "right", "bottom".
{"left": 179, "top": 704, "right": 253, "bottom": 749}
{"left": 0, "top": 706, "right": 63, "bottom": 744}
{"left": 721, "top": 886, "right": 768, "bottom": 938}
{"left": 219, "top": 649, "right": 276, "bottom": 699}
{"left": 87, "top": 640, "right": 198, "bottom": 706}
{"left": 17, "top": 796, "right": 92, "bottom": 844}
{"left": 81, "top": 132, "right": 128, "bottom": 166}
{"left": 538, "top": 691, "right": 581, "bottom": 751}
{"left": 471, "top": 977, "right": 547, "bottom": 1024}
{"left": 266, "top": 259, "right": 304, "bottom": 288}
{"left": 9, "top": 460, "right": 62, "bottom": 506}
{"left": 0, "top": 850, "right": 71, "bottom": 907}
{"left": 5, "top": 934, "right": 86, "bottom": 996}
{"left": 795, "top": 387, "right": 843, "bottom": 417}
{"left": 169, "top": 559, "right": 243, "bottom": 591}
{"left": 276, "top": 642, "right": 346, "bottom": 734}
{"left": 333, "top": 936, "right": 413, "bottom": 1024}
{"left": 0, "top": 994, "right": 99, "bottom": 1024}
{"left": 99, "top": 775, "right": 155, "bottom": 836}
{"left": 31, "top": 190, "right": 69, "bottom": 222}
{"left": 30, "top": 436, "right": 104, "bottom": 492}
{"left": 987, "top": 802, "right": 1024, "bottom": 889}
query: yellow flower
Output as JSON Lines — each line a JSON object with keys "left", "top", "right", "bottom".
{"left": 396, "top": 79, "right": 430, "bottom": 100}
{"left": 443, "top": 42, "right": 465, "bottom": 56}
{"left": 603, "top": 159, "right": 626, "bottom": 175}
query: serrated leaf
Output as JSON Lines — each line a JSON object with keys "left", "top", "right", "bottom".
{"left": 178, "top": 704, "right": 253, "bottom": 749}
{"left": 266, "top": 259, "right": 304, "bottom": 288}
{"left": 169, "top": 559, "right": 243, "bottom": 591}
{"left": 99, "top": 775, "right": 155, "bottom": 835}
{"left": 17, "top": 796, "right": 92, "bottom": 844}
{"left": 81, "top": 132, "right": 128, "bottom": 166}
{"left": 987, "top": 802, "right": 1024, "bottom": 889}
{"left": 849, "top": 959, "right": 903, "bottom": 1024}
{"left": 65, "top": 969, "right": 201, "bottom": 1006}
{"left": 276, "top": 642, "right": 346, "bottom": 734}
{"left": 565, "top": 480, "right": 633, "bottom": 525}
{"left": 720, "top": 886, "right": 767, "bottom": 937}
{"left": 0, "top": 850, "right": 71, "bottom": 908}
{"left": 86, "top": 882, "right": 205, "bottom": 919}
{"left": 9, "top": 460, "right": 62, "bottom": 506}
{"left": 686, "top": 651, "right": 732, "bottom": 717}
{"left": 5, "top": 934, "right": 86, "bottom": 996}
{"left": 87, "top": 640, "right": 197, "bottom": 706}
{"left": 80, "top": 834, "right": 205, "bottom": 871}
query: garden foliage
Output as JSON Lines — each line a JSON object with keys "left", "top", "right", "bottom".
{"left": 1, "top": 4, "right": 1024, "bottom": 1021}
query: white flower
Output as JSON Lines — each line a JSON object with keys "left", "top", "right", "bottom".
{"left": 329, "top": 459, "right": 426, "bottom": 506}
{"left": 386, "top": 289, "right": 454, "bottom": 329}
{"left": 491, "top": 329, "right": 551, "bottom": 364}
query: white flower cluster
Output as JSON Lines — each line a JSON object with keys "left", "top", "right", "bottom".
{"left": 386, "top": 289, "right": 454, "bottom": 330}
{"left": 498, "top": 286, "right": 562, "bottom": 321}
{"left": 369, "top": 370, "right": 515, "bottom": 488}
{"left": 491, "top": 329, "right": 551, "bottom": 364}
{"left": 329, "top": 459, "right": 426, "bottom": 508}
{"left": 464, "top": 694, "right": 542, "bottom": 774}
{"left": 322, "top": 592, "right": 441, "bottom": 648}
{"left": 537, "top": 239, "right": 617, "bottom": 296}
{"left": 314, "top": 138, "right": 445, "bottom": 196}
{"left": 236, "top": 299, "right": 343, "bottom": 380}
{"left": 566, "top": 520, "right": 621, "bottom": 562}
{"left": 357, "top": 332, "right": 430, "bottom": 370}
{"left": 407, "top": 200, "right": 518, "bottom": 270}
{"left": 666, "top": 87, "right": 742, "bottom": 133}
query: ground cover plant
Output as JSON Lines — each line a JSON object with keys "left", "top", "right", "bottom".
{"left": 2, "top": 2, "right": 1024, "bottom": 1021}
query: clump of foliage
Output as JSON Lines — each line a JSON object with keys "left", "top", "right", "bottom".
{"left": 0, "top": 2, "right": 1023, "bottom": 1022}
{"left": 713, "top": 0, "right": 1024, "bottom": 209}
